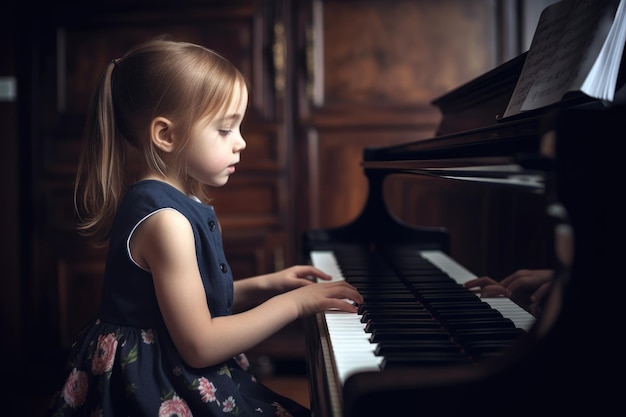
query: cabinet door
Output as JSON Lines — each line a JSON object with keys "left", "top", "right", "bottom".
{"left": 294, "top": 0, "right": 507, "bottom": 255}
{"left": 26, "top": 1, "right": 290, "bottom": 350}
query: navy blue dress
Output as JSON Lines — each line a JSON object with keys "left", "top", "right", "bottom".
{"left": 45, "top": 180, "right": 310, "bottom": 417}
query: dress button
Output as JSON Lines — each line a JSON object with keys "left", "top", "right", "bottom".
{"left": 208, "top": 221, "right": 216, "bottom": 231}
{"left": 220, "top": 263, "right": 227, "bottom": 273}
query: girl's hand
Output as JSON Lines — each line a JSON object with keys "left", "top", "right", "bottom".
{"left": 286, "top": 280, "right": 363, "bottom": 317}
{"left": 234, "top": 265, "right": 336, "bottom": 311}
{"left": 261, "top": 265, "right": 333, "bottom": 294}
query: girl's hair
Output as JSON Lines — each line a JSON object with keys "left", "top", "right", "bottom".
{"left": 74, "top": 38, "right": 247, "bottom": 243}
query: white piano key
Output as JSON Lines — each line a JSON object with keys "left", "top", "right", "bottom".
{"left": 311, "top": 251, "right": 382, "bottom": 384}
{"left": 311, "top": 251, "right": 342, "bottom": 280}
{"left": 325, "top": 311, "right": 382, "bottom": 384}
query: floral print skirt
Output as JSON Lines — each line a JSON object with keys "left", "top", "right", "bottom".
{"left": 44, "top": 319, "right": 311, "bottom": 417}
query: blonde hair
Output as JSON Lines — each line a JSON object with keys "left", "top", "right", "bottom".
{"left": 75, "top": 38, "right": 247, "bottom": 243}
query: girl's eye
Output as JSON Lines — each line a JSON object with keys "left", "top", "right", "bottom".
{"left": 218, "top": 129, "right": 232, "bottom": 136}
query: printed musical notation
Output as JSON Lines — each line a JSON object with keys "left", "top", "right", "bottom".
{"left": 503, "top": 0, "right": 625, "bottom": 118}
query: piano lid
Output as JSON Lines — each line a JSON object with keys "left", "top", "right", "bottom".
{"left": 360, "top": 50, "right": 614, "bottom": 186}
{"left": 431, "top": 52, "right": 528, "bottom": 136}
{"left": 431, "top": 51, "right": 606, "bottom": 136}
{"left": 360, "top": 56, "right": 545, "bottom": 166}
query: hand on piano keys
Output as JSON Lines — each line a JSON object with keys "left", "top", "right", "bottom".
{"left": 291, "top": 279, "right": 362, "bottom": 316}
{"left": 271, "top": 264, "right": 363, "bottom": 315}
{"left": 253, "top": 264, "right": 363, "bottom": 314}
{"left": 310, "top": 249, "right": 536, "bottom": 386}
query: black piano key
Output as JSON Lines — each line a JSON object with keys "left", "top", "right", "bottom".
{"left": 444, "top": 318, "right": 516, "bottom": 330}
{"left": 365, "top": 322, "right": 447, "bottom": 334}
{"left": 381, "top": 353, "right": 470, "bottom": 368}
{"left": 374, "top": 341, "right": 462, "bottom": 356}
{"left": 347, "top": 277, "right": 400, "bottom": 284}
{"left": 453, "top": 328, "right": 526, "bottom": 341}
{"left": 428, "top": 301, "right": 494, "bottom": 310}
{"left": 360, "top": 310, "right": 431, "bottom": 323}
{"left": 358, "top": 303, "right": 427, "bottom": 315}
{"left": 403, "top": 271, "right": 451, "bottom": 279}
{"left": 435, "top": 310, "right": 504, "bottom": 320}
{"left": 360, "top": 301, "right": 424, "bottom": 308}
{"left": 408, "top": 283, "right": 466, "bottom": 289}
{"left": 419, "top": 293, "right": 482, "bottom": 302}
{"left": 369, "top": 329, "right": 451, "bottom": 342}
{"left": 361, "top": 289, "right": 415, "bottom": 295}
{"left": 359, "top": 301, "right": 423, "bottom": 311}
{"left": 362, "top": 294, "right": 422, "bottom": 302}
{"left": 357, "top": 282, "right": 401, "bottom": 289}
{"left": 364, "top": 319, "right": 442, "bottom": 332}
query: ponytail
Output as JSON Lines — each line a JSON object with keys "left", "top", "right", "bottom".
{"left": 74, "top": 60, "right": 125, "bottom": 243}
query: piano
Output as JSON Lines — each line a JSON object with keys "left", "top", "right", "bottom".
{"left": 303, "top": 51, "right": 625, "bottom": 417}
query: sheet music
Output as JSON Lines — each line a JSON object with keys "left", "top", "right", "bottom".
{"left": 503, "top": 0, "right": 622, "bottom": 118}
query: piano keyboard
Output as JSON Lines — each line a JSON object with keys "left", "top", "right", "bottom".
{"left": 310, "top": 248, "right": 535, "bottom": 385}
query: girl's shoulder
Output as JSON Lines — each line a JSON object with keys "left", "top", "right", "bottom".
{"left": 127, "top": 179, "right": 186, "bottom": 201}
{"left": 126, "top": 180, "right": 198, "bottom": 206}
{"left": 122, "top": 180, "right": 214, "bottom": 219}
{"left": 111, "top": 180, "right": 215, "bottom": 245}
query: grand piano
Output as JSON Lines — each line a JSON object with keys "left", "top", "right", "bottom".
{"left": 303, "top": 50, "right": 624, "bottom": 416}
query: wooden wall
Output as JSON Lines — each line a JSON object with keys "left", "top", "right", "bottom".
{"left": 297, "top": 0, "right": 500, "bottom": 235}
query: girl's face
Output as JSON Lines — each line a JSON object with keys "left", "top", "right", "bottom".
{"left": 185, "top": 83, "right": 248, "bottom": 187}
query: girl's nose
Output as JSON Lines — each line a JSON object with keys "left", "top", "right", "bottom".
{"left": 235, "top": 134, "right": 246, "bottom": 152}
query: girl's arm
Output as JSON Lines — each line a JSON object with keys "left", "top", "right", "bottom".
{"left": 131, "top": 209, "right": 361, "bottom": 369}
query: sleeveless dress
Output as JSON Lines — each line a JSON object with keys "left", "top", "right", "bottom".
{"left": 45, "top": 180, "right": 310, "bottom": 417}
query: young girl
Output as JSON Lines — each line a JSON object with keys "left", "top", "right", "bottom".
{"left": 45, "top": 38, "right": 362, "bottom": 417}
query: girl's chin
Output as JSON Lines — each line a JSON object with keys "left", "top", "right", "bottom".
{"left": 210, "top": 176, "right": 230, "bottom": 187}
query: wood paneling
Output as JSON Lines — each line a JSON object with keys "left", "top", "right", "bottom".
{"left": 296, "top": 0, "right": 504, "bottom": 250}
{"left": 320, "top": 1, "right": 496, "bottom": 106}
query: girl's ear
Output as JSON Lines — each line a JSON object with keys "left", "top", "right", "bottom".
{"left": 150, "top": 117, "right": 175, "bottom": 153}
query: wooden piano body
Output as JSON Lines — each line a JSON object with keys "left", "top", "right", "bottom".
{"left": 303, "top": 52, "right": 624, "bottom": 416}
